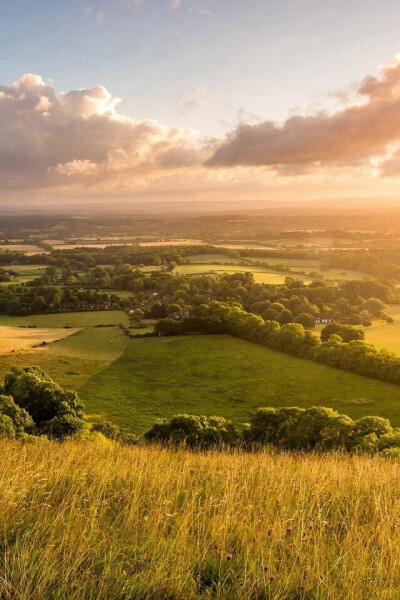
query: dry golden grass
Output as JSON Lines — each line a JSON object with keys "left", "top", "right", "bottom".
{"left": 1, "top": 441, "right": 400, "bottom": 599}
{"left": 0, "top": 326, "right": 80, "bottom": 354}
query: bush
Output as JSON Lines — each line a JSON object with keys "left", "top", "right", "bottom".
{"left": 44, "top": 414, "right": 86, "bottom": 438}
{"left": 0, "top": 394, "right": 34, "bottom": 435}
{"left": 145, "top": 406, "right": 400, "bottom": 456}
{"left": 145, "top": 414, "right": 242, "bottom": 448}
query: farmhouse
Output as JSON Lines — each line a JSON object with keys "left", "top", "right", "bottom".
{"left": 167, "top": 310, "right": 190, "bottom": 320}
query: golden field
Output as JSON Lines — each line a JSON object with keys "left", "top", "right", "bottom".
{"left": 1, "top": 440, "right": 400, "bottom": 599}
{"left": 0, "top": 326, "right": 80, "bottom": 354}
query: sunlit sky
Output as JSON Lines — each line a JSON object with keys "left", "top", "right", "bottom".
{"left": 3, "top": 0, "right": 400, "bottom": 206}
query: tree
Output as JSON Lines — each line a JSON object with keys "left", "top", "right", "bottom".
{"left": 150, "top": 302, "right": 168, "bottom": 319}
{"left": 294, "top": 313, "right": 315, "bottom": 328}
{"left": 0, "top": 413, "right": 15, "bottom": 438}
{"left": 364, "top": 298, "right": 385, "bottom": 318}
{"left": 353, "top": 415, "right": 392, "bottom": 438}
{"left": 277, "top": 308, "right": 293, "bottom": 324}
{"left": 3, "top": 366, "right": 85, "bottom": 434}
{"left": 0, "top": 394, "right": 34, "bottom": 435}
{"left": 321, "top": 323, "right": 364, "bottom": 343}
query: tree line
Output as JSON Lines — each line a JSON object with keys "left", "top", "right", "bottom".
{"left": 144, "top": 406, "right": 400, "bottom": 456}
{"left": 154, "top": 301, "right": 400, "bottom": 386}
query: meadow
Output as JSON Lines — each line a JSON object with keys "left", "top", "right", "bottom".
{"left": 0, "top": 325, "right": 79, "bottom": 353}
{"left": 174, "top": 264, "right": 291, "bottom": 284}
{"left": 1, "top": 440, "right": 400, "bottom": 600}
{"left": 79, "top": 335, "right": 400, "bottom": 432}
{"left": 183, "top": 254, "right": 371, "bottom": 282}
{"left": 0, "top": 310, "right": 129, "bottom": 328}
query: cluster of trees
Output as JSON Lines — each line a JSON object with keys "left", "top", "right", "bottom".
{"left": 154, "top": 301, "right": 400, "bottom": 386}
{"left": 0, "top": 283, "right": 119, "bottom": 315}
{"left": 144, "top": 407, "right": 400, "bottom": 456}
{"left": 0, "top": 366, "right": 85, "bottom": 439}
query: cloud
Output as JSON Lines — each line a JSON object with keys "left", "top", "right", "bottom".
{"left": 179, "top": 85, "right": 208, "bottom": 114}
{"left": 95, "top": 10, "right": 106, "bottom": 24}
{"left": 206, "top": 54, "right": 400, "bottom": 175}
{"left": 0, "top": 74, "right": 204, "bottom": 191}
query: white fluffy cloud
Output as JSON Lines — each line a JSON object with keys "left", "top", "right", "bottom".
{"left": 0, "top": 74, "right": 203, "bottom": 190}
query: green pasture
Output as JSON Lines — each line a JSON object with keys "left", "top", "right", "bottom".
{"left": 0, "top": 310, "right": 129, "bottom": 328}
{"left": 99, "top": 289, "right": 134, "bottom": 299}
{"left": 79, "top": 335, "right": 400, "bottom": 433}
{"left": 173, "top": 264, "right": 292, "bottom": 284}
{"left": 7, "top": 265, "right": 48, "bottom": 274}
{"left": 244, "top": 256, "right": 323, "bottom": 268}
{"left": 186, "top": 254, "right": 246, "bottom": 264}
{"left": 179, "top": 255, "right": 371, "bottom": 282}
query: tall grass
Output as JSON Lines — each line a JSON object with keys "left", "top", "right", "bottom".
{"left": 1, "top": 441, "right": 400, "bottom": 599}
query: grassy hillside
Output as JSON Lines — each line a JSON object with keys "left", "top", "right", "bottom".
{"left": 80, "top": 335, "right": 400, "bottom": 432}
{"left": 1, "top": 440, "right": 399, "bottom": 600}
{"left": 0, "top": 326, "right": 128, "bottom": 390}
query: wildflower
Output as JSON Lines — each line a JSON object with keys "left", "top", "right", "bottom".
{"left": 226, "top": 554, "right": 232, "bottom": 561}
{"left": 287, "top": 527, "right": 293, "bottom": 533}
{"left": 267, "top": 528, "right": 272, "bottom": 535}
{"left": 269, "top": 575, "right": 275, "bottom": 582}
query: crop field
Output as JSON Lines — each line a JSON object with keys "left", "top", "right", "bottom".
{"left": 49, "top": 242, "right": 136, "bottom": 250}
{"left": 138, "top": 239, "right": 203, "bottom": 246}
{"left": 0, "top": 325, "right": 79, "bottom": 353}
{"left": 0, "top": 244, "right": 45, "bottom": 254}
{"left": 79, "top": 335, "right": 400, "bottom": 433}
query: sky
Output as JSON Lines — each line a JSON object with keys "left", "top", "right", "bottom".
{"left": 3, "top": 0, "right": 400, "bottom": 207}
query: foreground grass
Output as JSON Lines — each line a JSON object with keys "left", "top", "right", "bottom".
{"left": 80, "top": 335, "right": 400, "bottom": 433}
{"left": 0, "top": 440, "right": 400, "bottom": 599}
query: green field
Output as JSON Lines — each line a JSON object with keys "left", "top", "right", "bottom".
{"left": 0, "top": 310, "right": 129, "bottom": 328}
{"left": 99, "top": 289, "right": 134, "bottom": 299}
{"left": 7, "top": 264, "right": 47, "bottom": 273}
{"left": 174, "top": 264, "right": 292, "bottom": 284}
{"left": 362, "top": 306, "right": 400, "bottom": 355}
{"left": 186, "top": 254, "right": 246, "bottom": 264}
{"left": 183, "top": 255, "right": 371, "bottom": 282}
{"left": 79, "top": 335, "right": 400, "bottom": 433}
